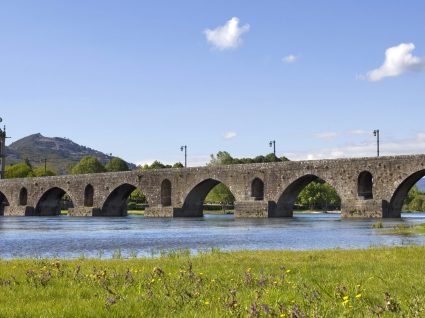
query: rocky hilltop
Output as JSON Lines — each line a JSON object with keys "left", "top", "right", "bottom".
{"left": 6, "top": 133, "right": 135, "bottom": 174}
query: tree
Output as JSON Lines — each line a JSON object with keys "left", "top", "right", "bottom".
{"left": 209, "top": 151, "right": 234, "bottom": 166}
{"left": 209, "top": 151, "right": 290, "bottom": 166}
{"left": 138, "top": 161, "right": 183, "bottom": 170}
{"left": 405, "top": 186, "right": 419, "bottom": 207}
{"left": 129, "top": 188, "right": 147, "bottom": 204}
{"left": 105, "top": 157, "right": 129, "bottom": 172}
{"left": 33, "top": 166, "right": 56, "bottom": 177}
{"left": 205, "top": 183, "right": 235, "bottom": 204}
{"left": 297, "top": 181, "right": 341, "bottom": 210}
{"left": 5, "top": 163, "right": 33, "bottom": 179}
{"left": 71, "top": 156, "right": 106, "bottom": 175}
{"left": 408, "top": 197, "right": 424, "bottom": 212}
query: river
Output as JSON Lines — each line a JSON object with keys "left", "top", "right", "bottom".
{"left": 0, "top": 213, "right": 424, "bottom": 259}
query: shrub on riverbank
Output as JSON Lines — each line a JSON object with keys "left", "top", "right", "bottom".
{"left": 0, "top": 247, "right": 424, "bottom": 317}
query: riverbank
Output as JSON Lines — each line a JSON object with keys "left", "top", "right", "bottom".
{"left": 0, "top": 247, "right": 424, "bottom": 317}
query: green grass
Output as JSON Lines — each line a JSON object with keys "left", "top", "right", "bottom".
{"left": 382, "top": 223, "right": 425, "bottom": 235}
{"left": 1, "top": 247, "right": 425, "bottom": 317}
{"left": 127, "top": 210, "right": 145, "bottom": 215}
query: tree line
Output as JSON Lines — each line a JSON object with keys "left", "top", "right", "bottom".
{"left": 3, "top": 156, "right": 184, "bottom": 178}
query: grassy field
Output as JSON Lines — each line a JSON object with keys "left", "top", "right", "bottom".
{"left": 1, "top": 247, "right": 425, "bottom": 317}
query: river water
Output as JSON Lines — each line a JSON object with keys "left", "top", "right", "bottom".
{"left": 0, "top": 213, "right": 424, "bottom": 259}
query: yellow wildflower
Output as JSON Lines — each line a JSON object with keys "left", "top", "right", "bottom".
{"left": 356, "top": 294, "right": 362, "bottom": 299}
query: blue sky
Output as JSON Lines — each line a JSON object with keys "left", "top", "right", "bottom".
{"left": 1, "top": 1, "right": 424, "bottom": 166}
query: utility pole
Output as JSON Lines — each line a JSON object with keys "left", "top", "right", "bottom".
{"left": 44, "top": 158, "right": 47, "bottom": 175}
{"left": 373, "top": 130, "right": 380, "bottom": 157}
{"left": 0, "top": 118, "right": 6, "bottom": 179}
{"left": 269, "top": 140, "right": 276, "bottom": 157}
{"left": 180, "top": 145, "right": 187, "bottom": 167}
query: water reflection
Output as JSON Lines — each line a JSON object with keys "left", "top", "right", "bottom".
{"left": 0, "top": 213, "right": 424, "bottom": 259}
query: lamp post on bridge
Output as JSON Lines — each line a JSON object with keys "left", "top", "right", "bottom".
{"left": 373, "top": 130, "right": 380, "bottom": 157}
{"left": 269, "top": 140, "right": 276, "bottom": 157}
{"left": 0, "top": 118, "right": 7, "bottom": 179}
{"left": 180, "top": 145, "right": 187, "bottom": 167}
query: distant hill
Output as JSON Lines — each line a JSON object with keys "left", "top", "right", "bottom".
{"left": 417, "top": 178, "right": 425, "bottom": 192}
{"left": 5, "top": 133, "right": 135, "bottom": 175}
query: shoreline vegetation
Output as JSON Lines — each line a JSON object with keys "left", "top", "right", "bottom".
{"left": 0, "top": 247, "right": 424, "bottom": 317}
{"left": 379, "top": 223, "right": 425, "bottom": 235}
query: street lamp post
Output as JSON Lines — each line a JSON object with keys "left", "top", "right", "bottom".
{"left": 0, "top": 118, "right": 6, "bottom": 179}
{"left": 373, "top": 130, "right": 380, "bottom": 157}
{"left": 180, "top": 145, "right": 187, "bottom": 167}
{"left": 269, "top": 140, "right": 276, "bottom": 157}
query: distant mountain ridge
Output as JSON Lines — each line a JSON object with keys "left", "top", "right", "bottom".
{"left": 5, "top": 133, "right": 135, "bottom": 174}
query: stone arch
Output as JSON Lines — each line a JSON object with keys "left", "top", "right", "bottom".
{"left": 178, "top": 178, "right": 235, "bottom": 217}
{"left": 161, "top": 179, "right": 172, "bottom": 207}
{"left": 84, "top": 184, "right": 94, "bottom": 207}
{"left": 273, "top": 174, "right": 341, "bottom": 217}
{"left": 358, "top": 171, "right": 373, "bottom": 199}
{"left": 389, "top": 169, "right": 425, "bottom": 217}
{"left": 100, "top": 183, "right": 138, "bottom": 217}
{"left": 251, "top": 178, "right": 264, "bottom": 201}
{"left": 19, "top": 187, "right": 28, "bottom": 206}
{"left": 35, "top": 187, "right": 74, "bottom": 216}
{"left": 0, "top": 191, "right": 9, "bottom": 215}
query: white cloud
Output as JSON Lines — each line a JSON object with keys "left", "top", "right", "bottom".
{"left": 224, "top": 131, "right": 237, "bottom": 139}
{"left": 136, "top": 160, "right": 159, "bottom": 167}
{"left": 290, "top": 133, "right": 425, "bottom": 161}
{"left": 314, "top": 132, "right": 339, "bottom": 141}
{"left": 365, "top": 43, "right": 425, "bottom": 81}
{"left": 204, "top": 17, "right": 250, "bottom": 50}
{"left": 282, "top": 55, "right": 298, "bottom": 63}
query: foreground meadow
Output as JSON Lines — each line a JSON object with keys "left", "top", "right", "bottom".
{"left": 0, "top": 247, "right": 425, "bottom": 317}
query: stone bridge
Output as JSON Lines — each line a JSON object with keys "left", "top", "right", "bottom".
{"left": 0, "top": 155, "right": 424, "bottom": 218}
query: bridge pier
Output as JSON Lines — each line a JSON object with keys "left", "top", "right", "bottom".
{"left": 3, "top": 206, "right": 35, "bottom": 216}
{"left": 341, "top": 199, "right": 386, "bottom": 218}
{"left": 68, "top": 207, "right": 101, "bottom": 217}
{"left": 145, "top": 201, "right": 273, "bottom": 218}
{"left": 145, "top": 206, "right": 174, "bottom": 217}
{"left": 234, "top": 201, "right": 270, "bottom": 218}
